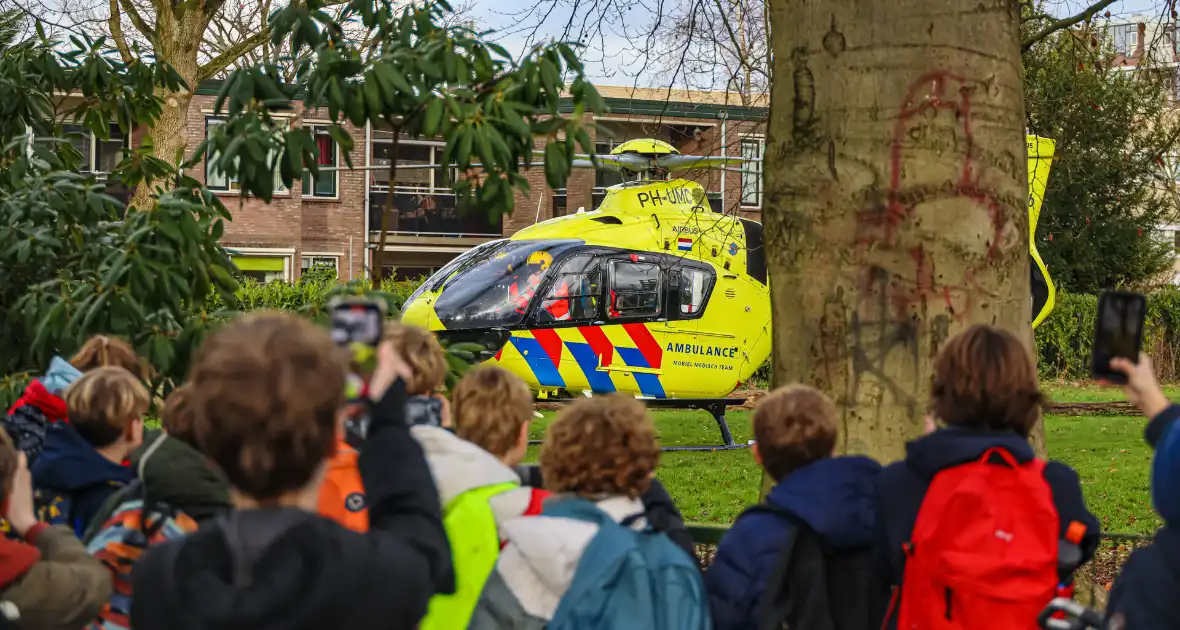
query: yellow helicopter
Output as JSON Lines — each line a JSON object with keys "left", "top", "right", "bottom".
{"left": 402, "top": 138, "right": 769, "bottom": 402}
{"left": 401, "top": 135, "right": 1058, "bottom": 403}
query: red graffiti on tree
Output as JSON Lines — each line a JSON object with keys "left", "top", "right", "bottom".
{"left": 854, "top": 71, "right": 1009, "bottom": 321}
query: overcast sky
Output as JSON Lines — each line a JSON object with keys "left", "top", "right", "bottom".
{"left": 468, "top": 0, "right": 1177, "bottom": 87}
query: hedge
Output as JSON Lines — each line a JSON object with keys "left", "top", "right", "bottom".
{"left": 231, "top": 274, "right": 1180, "bottom": 384}
{"left": 1036, "top": 287, "right": 1180, "bottom": 382}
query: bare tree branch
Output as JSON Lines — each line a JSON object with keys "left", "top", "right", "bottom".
{"left": 118, "top": 0, "right": 156, "bottom": 41}
{"left": 198, "top": 26, "right": 268, "bottom": 81}
{"left": 107, "top": 0, "right": 131, "bottom": 62}
{"left": 1022, "top": 0, "right": 1119, "bottom": 51}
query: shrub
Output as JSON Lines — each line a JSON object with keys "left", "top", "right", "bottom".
{"left": 1027, "top": 287, "right": 1180, "bottom": 382}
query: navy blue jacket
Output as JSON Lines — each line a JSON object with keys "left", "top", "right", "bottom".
{"left": 30, "top": 422, "right": 134, "bottom": 536}
{"left": 704, "top": 455, "right": 882, "bottom": 630}
{"left": 874, "top": 428, "right": 1101, "bottom": 599}
{"left": 1104, "top": 405, "right": 1180, "bottom": 629}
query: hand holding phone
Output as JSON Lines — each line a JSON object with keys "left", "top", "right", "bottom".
{"left": 1109, "top": 353, "right": 1170, "bottom": 419}
{"left": 1090, "top": 290, "right": 1147, "bottom": 385}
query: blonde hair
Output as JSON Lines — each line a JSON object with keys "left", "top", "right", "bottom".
{"left": 70, "top": 335, "right": 150, "bottom": 380}
{"left": 452, "top": 366, "right": 533, "bottom": 458}
{"left": 753, "top": 385, "right": 838, "bottom": 482}
{"left": 384, "top": 324, "right": 447, "bottom": 396}
{"left": 540, "top": 395, "right": 659, "bottom": 499}
{"left": 64, "top": 366, "right": 150, "bottom": 448}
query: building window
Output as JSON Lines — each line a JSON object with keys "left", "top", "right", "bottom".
{"left": 608, "top": 259, "right": 661, "bottom": 318}
{"left": 205, "top": 117, "right": 287, "bottom": 194}
{"left": 301, "top": 255, "right": 339, "bottom": 278}
{"left": 740, "top": 136, "right": 765, "bottom": 207}
{"left": 61, "top": 124, "right": 127, "bottom": 175}
{"left": 233, "top": 255, "right": 288, "bottom": 283}
{"left": 552, "top": 188, "right": 568, "bottom": 217}
{"left": 1110, "top": 23, "right": 1140, "bottom": 55}
{"left": 371, "top": 133, "right": 457, "bottom": 192}
{"left": 302, "top": 125, "right": 338, "bottom": 198}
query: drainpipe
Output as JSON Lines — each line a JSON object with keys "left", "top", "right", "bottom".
{"left": 719, "top": 110, "right": 729, "bottom": 211}
{"left": 363, "top": 121, "right": 371, "bottom": 281}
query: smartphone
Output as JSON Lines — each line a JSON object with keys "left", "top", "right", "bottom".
{"left": 1091, "top": 290, "right": 1147, "bottom": 384}
{"left": 329, "top": 297, "right": 386, "bottom": 348}
{"left": 405, "top": 396, "right": 443, "bottom": 427}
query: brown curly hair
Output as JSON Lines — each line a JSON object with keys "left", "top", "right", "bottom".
{"left": 384, "top": 323, "right": 447, "bottom": 396}
{"left": 70, "top": 335, "right": 151, "bottom": 381}
{"left": 540, "top": 395, "right": 659, "bottom": 499}
{"left": 452, "top": 365, "right": 533, "bottom": 459}
{"left": 930, "top": 324, "right": 1044, "bottom": 437}
{"left": 161, "top": 384, "right": 196, "bottom": 448}
{"left": 188, "top": 312, "right": 347, "bottom": 501}
{"left": 754, "top": 385, "right": 837, "bottom": 482}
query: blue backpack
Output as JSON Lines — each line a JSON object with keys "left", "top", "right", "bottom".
{"left": 543, "top": 498, "right": 711, "bottom": 630}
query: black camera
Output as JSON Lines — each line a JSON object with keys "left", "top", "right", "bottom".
{"left": 405, "top": 396, "right": 444, "bottom": 428}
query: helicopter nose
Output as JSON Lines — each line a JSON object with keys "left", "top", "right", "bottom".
{"left": 400, "top": 295, "right": 435, "bottom": 329}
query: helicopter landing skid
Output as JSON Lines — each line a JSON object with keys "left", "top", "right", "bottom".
{"left": 530, "top": 397, "right": 750, "bottom": 452}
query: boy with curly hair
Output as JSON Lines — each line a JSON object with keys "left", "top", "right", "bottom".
{"left": 470, "top": 395, "right": 708, "bottom": 629}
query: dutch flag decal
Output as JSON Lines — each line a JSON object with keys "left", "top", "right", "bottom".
{"left": 677, "top": 237, "right": 693, "bottom": 251}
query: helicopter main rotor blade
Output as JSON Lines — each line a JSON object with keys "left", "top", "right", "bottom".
{"left": 570, "top": 152, "right": 652, "bottom": 171}
{"left": 657, "top": 155, "right": 750, "bottom": 170}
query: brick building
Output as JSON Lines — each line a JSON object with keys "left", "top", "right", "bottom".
{"left": 107, "top": 85, "right": 768, "bottom": 282}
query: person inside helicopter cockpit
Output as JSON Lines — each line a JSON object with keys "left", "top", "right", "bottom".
{"left": 507, "top": 251, "right": 554, "bottom": 315}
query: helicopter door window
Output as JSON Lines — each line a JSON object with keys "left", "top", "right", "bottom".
{"left": 538, "top": 255, "right": 603, "bottom": 324}
{"left": 679, "top": 268, "right": 714, "bottom": 317}
{"left": 608, "top": 260, "right": 662, "bottom": 319}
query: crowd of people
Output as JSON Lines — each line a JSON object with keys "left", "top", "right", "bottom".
{"left": 0, "top": 316, "right": 1175, "bottom": 629}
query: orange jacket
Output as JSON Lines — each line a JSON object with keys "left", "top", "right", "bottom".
{"left": 318, "top": 438, "right": 368, "bottom": 533}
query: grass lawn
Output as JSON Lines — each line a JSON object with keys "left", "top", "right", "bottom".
{"left": 526, "top": 394, "right": 1162, "bottom": 536}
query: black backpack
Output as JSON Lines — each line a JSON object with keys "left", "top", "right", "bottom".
{"left": 753, "top": 505, "right": 889, "bottom": 630}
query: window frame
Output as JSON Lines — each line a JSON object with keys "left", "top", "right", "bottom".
{"left": 530, "top": 252, "right": 607, "bottom": 327}
{"left": 669, "top": 262, "right": 717, "bottom": 321}
{"left": 606, "top": 256, "right": 664, "bottom": 321}
{"left": 301, "top": 123, "right": 340, "bottom": 200}
{"left": 1109, "top": 23, "right": 1140, "bottom": 56}
{"left": 371, "top": 136, "right": 459, "bottom": 193}
{"left": 300, "top": 253, "right": 340, "bottom": 278}
{"left": 739, "top": 135, "right": 765, "bottom": 209}
{"left": 228, "top": 247, "right": 295, "bottom": 283}
{"left": 204, "top": 116, "right": 289, "bottom": 196}
{"left": 59, "top": 123, "right": 129, "bottom": 177}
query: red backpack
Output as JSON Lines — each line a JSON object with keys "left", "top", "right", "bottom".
{"left": 896, "top": 448, "right": 1059, "bottom": 630}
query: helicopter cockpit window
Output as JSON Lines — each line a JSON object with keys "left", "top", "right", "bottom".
{"left": 679, "top": 267, "right": 714, "bottom": 316}
{"left": 538, "top": 255, "right": 604, "bottom": 323}
{"left": 431, "top": 239, "right": 584, "bottom": 330}
{"left": 608, "top": 260, "right": 661, "bottom": 319}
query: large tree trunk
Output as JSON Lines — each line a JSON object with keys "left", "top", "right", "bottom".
{"left": 763, "top": 0, "right": 1031, "bottom": 463}
{"left": 129, "top": 11, "right": 203, "bottom": 210}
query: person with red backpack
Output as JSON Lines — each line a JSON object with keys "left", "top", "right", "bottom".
{"left": 874, "top": 325, "right": 1100, "bottom": 630}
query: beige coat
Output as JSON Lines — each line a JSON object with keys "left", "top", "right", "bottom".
{"left": 0, "top": 525, "right": 112, "bottom": 630}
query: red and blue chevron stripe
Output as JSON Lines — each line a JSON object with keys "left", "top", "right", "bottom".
{"left": 500, "top": 325, "right": 667, "bottom": 398}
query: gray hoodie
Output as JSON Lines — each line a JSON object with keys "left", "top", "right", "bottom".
{"left": 410, "top": 425, "right": 542, "bottom": 542}
{"left": 468, "top": 495, "right": 649, "bottom": 629}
